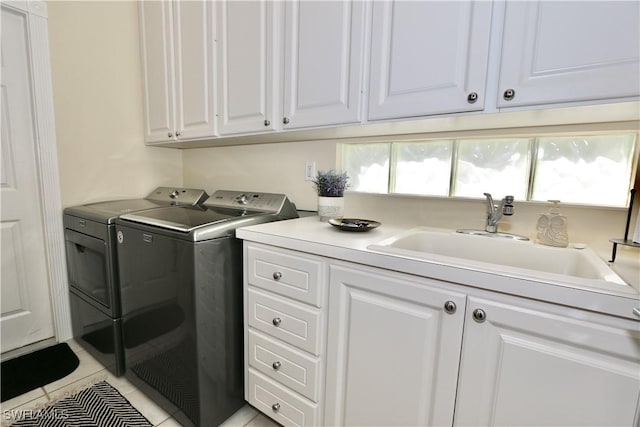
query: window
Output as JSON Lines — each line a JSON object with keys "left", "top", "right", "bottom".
{"left": 341, "top": 133, "right": 637, "bottom": 207}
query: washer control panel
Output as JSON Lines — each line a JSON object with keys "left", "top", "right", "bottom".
{"left": 205, "top": 190, "right": 288, "bottom": 213}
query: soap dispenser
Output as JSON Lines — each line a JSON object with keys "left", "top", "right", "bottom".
{"left": 536, "top": 200, "right": 568, "bottom": 247}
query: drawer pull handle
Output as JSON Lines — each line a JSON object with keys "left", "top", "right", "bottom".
{"left": 272, "top": 317, "right": 282, "bottom": 327}
{"left": 273, "top": 271, "right": 282, "bottom": 281}
{"left": 634, "top": 307, "right": 640, "bottom": 317}
{"left": 272, "top": 361, "right": 281, "bottom": 370}
{"left": 272, "top": 402, "right": 280, "bottom": 412}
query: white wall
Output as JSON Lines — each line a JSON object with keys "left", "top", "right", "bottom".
{"left": 47, "top": 1, "right": 182, "bottom": 207}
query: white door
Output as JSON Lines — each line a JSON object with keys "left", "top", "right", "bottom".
{"left": 282, "top": 0, "right": 366, "bottom": 129}
{"left": 368, "top": 0, "right": 492, "bottom": 120}
{"left": 497, "top": 0, "right": 640, "bottom": 108}
{"left": 139, "top": 0, "right": 176, "bottom": 143}
{"left": 454, "top": 296, "right": 640, "bottom": 426}
{"left": 173, "top": 0, "right": 216, "bottom": 139}
{"left": 216, "top": 0, "right": 280, "bottom": 135}
{"left": 324, "top": 264, "right": 466, "bottom": 427}
{"left": 1, "top": 5, "right": 55, "bottom": 353}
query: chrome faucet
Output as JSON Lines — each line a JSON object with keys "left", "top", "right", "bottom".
{"left": 484, "top": 192, "right": 514, "bottom": 233}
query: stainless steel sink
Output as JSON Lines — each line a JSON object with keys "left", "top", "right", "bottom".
{"left": 368, "top": 228, "right": 627, "bottom": 286}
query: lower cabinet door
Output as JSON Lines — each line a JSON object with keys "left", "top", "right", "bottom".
{"left": 454, "top": 296, "right": 640, "bottom": 426}
{"left": 248, "top": 369, "right": 318, "bottom": 427}
{"left": 324, "top": 264, "right": 466, "bottom": 427}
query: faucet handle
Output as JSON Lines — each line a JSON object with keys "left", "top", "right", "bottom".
{"left": 504, "top": 195, "right": 514, "bottom": 203}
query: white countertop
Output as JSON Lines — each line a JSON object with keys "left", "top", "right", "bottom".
{"left": 237, "top": 216, "right": 640, "bottom": 320}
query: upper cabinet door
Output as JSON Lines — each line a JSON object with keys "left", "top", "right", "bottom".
{"left": 368, "top": 1, "right": 492, "bottom": 121}
{"left": 139, "top": 1, "right": 175, "bottom": 143}
{"left": 173, "top": 0, "right": 216, "bottom": 139}
{"left": 139, "top": 0, "right": 216, "bottom": 143}
{"left": 282, "top": 0, "right": 366, "bottom": 129}
{"left": 497, "top": 1, "right": 640, "bottom": 108}
{"left": 216, "top": 0, "right": 280, "bottom": 135}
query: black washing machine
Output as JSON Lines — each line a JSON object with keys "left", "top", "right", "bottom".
{"left": 115, "top": 190, "right": 298, "bottom": 427}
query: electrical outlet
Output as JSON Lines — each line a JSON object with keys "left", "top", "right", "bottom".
{"left": 304, "top": 161, "right": 316, "bottom": 181}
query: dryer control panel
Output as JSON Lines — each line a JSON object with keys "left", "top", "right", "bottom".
{"left": 145, "top": 187, "right": 208, "bottom": 205}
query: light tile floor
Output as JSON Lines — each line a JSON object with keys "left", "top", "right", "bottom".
{"left": 1, "top": 340, "right": 280, "bottom": 427}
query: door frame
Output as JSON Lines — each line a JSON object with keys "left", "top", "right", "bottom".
{"left": 3, "top": 1, "right": 71, "bottom": 345}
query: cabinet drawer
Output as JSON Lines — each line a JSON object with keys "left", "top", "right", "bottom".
{"left": 248, "top": 329, "right": 321, "bottom": 402}
{"left": 248, "top": 369, "right": 318, "bottom": 427}
{"left": 247, "top": 288, "right": 322, "bottom": 355}
{"left": 247, "top": 244, "right": 324, "bottom": 307}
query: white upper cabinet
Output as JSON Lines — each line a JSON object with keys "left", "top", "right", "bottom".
{"left": 497, "top": 0, "right": 640, "bottom": 108}
{"left": 368, "top": 0, "right": 493, "bottom": 121}
{"left": 281, "top": 0, "right": 366, "bottom": 129}
{"left": 217, "top": 0, "right": 367, "bottom": 135}
{"left": 139, "top": 0, "right": 215, "bottom": 143}
{"left": 216, "top": 0, "right": 280, "bottom": 135}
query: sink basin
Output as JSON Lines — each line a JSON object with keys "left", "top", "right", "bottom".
{"left": 368, "top": 228, "right": 627, "bottom": 286}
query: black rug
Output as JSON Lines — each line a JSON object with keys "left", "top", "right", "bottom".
{"left": 1, "top": 343, "right": 80, "bottom": 402}
{"left": 7, "top": 381, "right": 152, "bottom": 427}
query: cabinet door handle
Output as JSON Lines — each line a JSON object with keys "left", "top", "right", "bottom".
{"left": 467, "top": 92, "right": 478, "bottom": 104}
{"left": 273, "top": 271, "right": 282, "bottom": 281}
{"left": 283, "top": 117, "right": 290, "bottom": 125}
{"left": 503, "top": 88, "right": 515, "bottom": 101}
{"left": 444, "top": 301, "right": 457, "bottom": 314}
{"left": 168, "top": 132, "right": 173, "bottom": 138}
{"left": 264, "top": 119, "right": 271, "bottom": 127}
{"left": 472, "top": 308, "right": 487, "bottom": 323}
{"left": 175, "top": 131, "right": 181, "bottom": 137}
{"left": 633, "top": 307, "right": 640, "bottom": 317}
{"left": 272, "top": 361, "right": 282, "bottom": 370}
{"left": 272, "top": 402, "right": 281, "bottom": 412}
{"left": 272, "top": 317, "right": 282, "bottom": 327}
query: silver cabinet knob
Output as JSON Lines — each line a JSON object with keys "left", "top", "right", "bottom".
{"left": 444, "top": 301, "right": 457, "bottom": 314}
{"left": 273, "top": 271, "right": 282, "bottom": 281}
{"left": 503, "top": 88, "right": 515, "bottom": 101}
{"left": 283, "top": 117, "right": 290, "bottom": 124}
{"left": 272, "top": 402, "right": 280, "bottom": 412}
{"left": 272, "top": 361, "right": 281, "bottom": 370}
{"left": 467, "top": 92, "right": 478, "bottom": 104}
{"left": 175, "top": 131, "right": 181, "bottom": 137}
{"left": 472, "top": 308, "right": 487, "bottom": 323}
{"left": 272, "top": 317, "right": 282, "bottom": 327}
{"left": 168, "top": 132, "right": 173, "bottom": 138}
{"left": 264, "top": 119, "right": 271, "bottom": 126}
{"left": 633, "top": 307, "right": 640, "bottom": 317}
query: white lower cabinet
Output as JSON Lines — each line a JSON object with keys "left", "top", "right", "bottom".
{"left": 243, "top": 242, "right": 640, "bottom": 426}
{"left": 244, "top": 242, "right": 327, "bottom": 427}
{"left": 454, "top": 296, "right": 640, "bottom": 427}
{"left": 323, "top": 263, "right": 467, "bottom": 427}
{"left": 248, "top": 369, "right": 319, "bottom": 426}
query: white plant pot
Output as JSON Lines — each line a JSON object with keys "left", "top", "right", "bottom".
{"left": 317, "top": 196, "right": 344, "bottom": 222}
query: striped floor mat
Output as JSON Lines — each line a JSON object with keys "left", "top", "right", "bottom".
{"left": 8, "top": 381, "right": 152, "bottom": 427}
